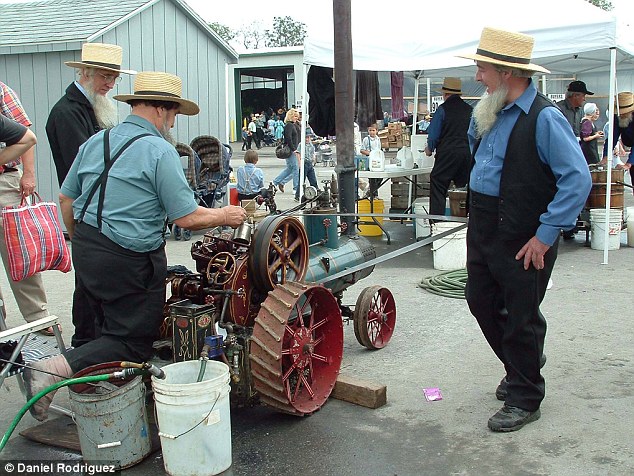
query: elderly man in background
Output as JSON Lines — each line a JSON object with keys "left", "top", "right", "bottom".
{"left": 460, "top": 27, "right": 591, "bottom": 432}
{"left": 46, "top": 42, "right": 134, "bottom": 348}
{"left": 0, "top": 81, "right": 52, "bottom": 333}
{"left": 24, "top": 71, "right": 247, "bottom": 422}
{"left": 556, "top": 80, "right": 593, "bottom": 138}
{"left": 46, "top": 42, "right": 135, "bottom": 186}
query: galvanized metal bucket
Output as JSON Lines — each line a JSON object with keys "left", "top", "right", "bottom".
{"left": 69, "top": 363, "right": 151, "bottom": 469}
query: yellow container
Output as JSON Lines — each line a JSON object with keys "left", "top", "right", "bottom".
{"left": 358, "top": 199, "right": 384, "bottom": 236}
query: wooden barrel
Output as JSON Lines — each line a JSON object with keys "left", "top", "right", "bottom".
{"left": 448, "top": 189, "right": 468, "bottom": 217}
{"left": 586, "top": 169, "right": 624, "bottom": 209}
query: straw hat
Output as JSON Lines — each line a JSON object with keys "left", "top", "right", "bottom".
{"left": 441, "top": 77, "right": 462, "bottom": 95}
{"left": 65, "top": 43, "right": 135, "bottom": 74}
{"left": 616, "top": 92, "right": 634, "bottom": 115}
{"left": 458, "top": 27, "right": 550, "bottom": 74}
{"left": 114, "top": 71, "right": 199, "bottom": 116}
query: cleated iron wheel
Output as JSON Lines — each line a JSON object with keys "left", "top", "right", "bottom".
{"left": 250, "top": 282, "right": 343, "bottom": 415}
{"left": 248, "top": 215, "right": 309, "bottom": 292}
{"left": 353, "top": 286, "right": 396, "bottom": 350}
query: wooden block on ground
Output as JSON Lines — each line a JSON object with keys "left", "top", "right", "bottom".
{"left": 331, "top": 374, "right": 387, "bottom": 409}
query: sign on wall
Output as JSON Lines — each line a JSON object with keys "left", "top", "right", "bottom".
{"left": 547, "top": 93, "right": 565, "bottom": 103}
{"left": 431, "top": 96, "right": 444, "bottom": 113}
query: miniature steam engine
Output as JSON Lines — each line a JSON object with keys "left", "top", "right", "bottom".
{"left": 165, "top": 180, "right": 396, "bottom": 415}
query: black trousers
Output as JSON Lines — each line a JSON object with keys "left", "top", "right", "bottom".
{"left": 465, "top": 191, "right": 558, "bottom": 411}
{"left": 429, "top": 150, "right": 470, "bottom": 217}
{"left": 70, "top": 282, "right": 95, "bottom": 348}
{"left": 65, "top": 222, "right": 167, "bottom": 373}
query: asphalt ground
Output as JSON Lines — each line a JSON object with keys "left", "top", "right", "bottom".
{"left": 0, "top": 142, "right": 633, "bottom": 475}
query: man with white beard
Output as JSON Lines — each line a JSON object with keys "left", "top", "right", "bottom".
{"left": 23, "top": 72, "right": 248, "bottom": 422}
{"left": 46, "top": 42, "right": 134, "bottom": 348}
{"left": 46, "top": 43, "right": 134, "bottom": 187}
{"left": 459, "top": 27, "right": 591, "bottom": 432}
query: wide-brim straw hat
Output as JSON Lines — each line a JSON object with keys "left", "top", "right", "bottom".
{"left": 114, "top": 71, "right": 200, "bottom": 116}
{"left": 616, "top": 92, "right": 634, "bottom": 115}
{"left": 458, "top": 27, "right": 550, "bottom": 74}
{"left": 65, "top": 43, "right": 135, "bottom": 74}
{"left": 441, "top": 77, "right": 462, "bottom": 95}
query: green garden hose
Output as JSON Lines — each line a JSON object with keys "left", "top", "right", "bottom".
{"left": 418, "top": 268, "right": 467, "bottom": 299}
{"left": 0, "top": 368, "right": 147, "bottom": 453}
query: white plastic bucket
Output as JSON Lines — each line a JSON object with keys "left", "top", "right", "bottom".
{"left": 431, "top": 222, "right": 467, "bottom": 270}
{"left": 413, "top": 199, "right": 431, "bottom": 240}
{"left": 627, "top": 206, "right": 634, "bottom": 247}
{"left": 152, "top": 360, "right": 232, "bottom": 476}
{"left": 590, "top": 208, "right": 622, "bottom": 251}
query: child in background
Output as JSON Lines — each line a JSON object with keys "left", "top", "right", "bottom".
{"left": 236, "top": 149, "right": 270, "bottom": 200}
{"left": 360, "top": 125, "right": 382, "bottom": 197}
{"left": 241, "top": 126, "right": 248, "bottom": 151}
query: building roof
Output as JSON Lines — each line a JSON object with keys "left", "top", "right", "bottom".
{"left": 0, "top": 0, "right": 238, "bottom": 59}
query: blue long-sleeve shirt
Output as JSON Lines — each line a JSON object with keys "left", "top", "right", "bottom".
{"left": 425, "top": 106, "right": 445, "bottom": 152}
{"left": 468, "top": 80, "right": 591, "bottom": 246}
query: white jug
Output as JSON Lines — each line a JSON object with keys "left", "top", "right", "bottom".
{"left": 369, "top": 149, "right": 385, "bottom": 172}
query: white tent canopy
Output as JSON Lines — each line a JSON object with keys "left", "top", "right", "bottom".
{"left": 303, "top": 0, "right": 634, "bottom": 75}
{"left": 302, "top": 0, "right": 634, "bottom": 262}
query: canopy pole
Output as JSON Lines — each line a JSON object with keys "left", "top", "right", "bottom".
{"left": 426, "top": 78, "right": 431, "bottom": 117}
{"left": 602, "top": 47, "right": 617, "bottom": 265}
{"left": 541, "top": 74, "right": 547, "bottom": 95}
{"left": 412, "top": 74, "right": 420, "bottom": 136}
{"left": 299, "top": 63, "right": 308, "bottom": 201}
{"left": 333, "top": 0, "right": 356, "bottom": 235}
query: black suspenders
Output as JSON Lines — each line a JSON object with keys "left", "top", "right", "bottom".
{"left": 78, "top": 129, "right": 152, "bottom": 231}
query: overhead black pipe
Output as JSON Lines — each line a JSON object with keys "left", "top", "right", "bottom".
{"left": 333, "top": 0, "right": 356, "bottom": 236}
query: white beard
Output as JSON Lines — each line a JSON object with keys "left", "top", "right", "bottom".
{"left": 618, "top": 114, "right": 632, "bottom": 128}
{"left": 472, "top": 84, "right": 509, "bottom": 138}
{"left": 86, "top": 84, "right": 118, "bottom": 129}
{"left": 160, "top": 120, "right": 176, "bottom": 145}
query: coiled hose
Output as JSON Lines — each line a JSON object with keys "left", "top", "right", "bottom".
{"left": 418, "top": 268, "right": 467, "bottom": 299}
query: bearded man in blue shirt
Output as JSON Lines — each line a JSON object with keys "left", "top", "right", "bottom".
{"left": 460, "top": 28, "right": 592, "bottom": 432}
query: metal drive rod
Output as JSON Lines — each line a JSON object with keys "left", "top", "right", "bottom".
{"left": 333, "top": 0, "right": 356, "bottom": 236}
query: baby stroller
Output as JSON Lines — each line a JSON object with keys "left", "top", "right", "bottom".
{"left": 262, "top": 129, "right": 276, "bottom": 147}
{"left": 190, "top": 135, "right": 233, "bottom": 208}
{"left": 172, "top": 143, "right": 201, "bottom": 240}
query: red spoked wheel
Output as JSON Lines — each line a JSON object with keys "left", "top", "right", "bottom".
{"left": 248, "top": 215, "right": 309, "bottom": 292}
{"left": 250, "top": 282, "right": 343, "bottom": 415}
{"left": 353, "top": 285, "right": 396, "bottom": 350}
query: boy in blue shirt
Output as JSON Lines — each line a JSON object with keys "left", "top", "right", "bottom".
{"left": 236, "top": 149, "right": 269, "bottom": 200}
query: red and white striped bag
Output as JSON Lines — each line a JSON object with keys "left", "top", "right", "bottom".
{"left": 2, "top": 193, "right": 71, "bottom": 281}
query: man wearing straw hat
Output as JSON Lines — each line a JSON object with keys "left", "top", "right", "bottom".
{"left": 602, "top": 91, "right": 634, "bottom": 171}
{"left": 23, "top": 71, "right": 247, "bottom": 422}
{"left": 47, "top": 43, "right": 135, "bottom": 187}
{"left": 47, "top": 43, "right": 135, "bottom": 349}
{"left": 424, "top": 77, "right": 473, "bottom": 220}
{"left": 459, "top": 27, "right": 591, "bottom": 431}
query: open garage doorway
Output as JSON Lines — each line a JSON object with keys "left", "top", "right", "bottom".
{"left": 237, "top": 67, "right": 295, "bottom": 124}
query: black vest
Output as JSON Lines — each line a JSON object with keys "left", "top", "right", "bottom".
{"left": 474, "top": 92, "right": 557, "bottom": 240}
{"left": 436, "top": 95, "right": 472, "bottom": 158}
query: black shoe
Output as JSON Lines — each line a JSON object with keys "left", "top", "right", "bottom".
{"left": 496, "top": 354, "right": 547, "bottom": 401}
{"left": 488, "top": 405, "right": 541, "bottom": 432}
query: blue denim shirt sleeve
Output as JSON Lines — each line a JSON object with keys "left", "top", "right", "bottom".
{"left": 535, "top": 107, "right": 592, "bottom": 245}
{"left": 425, "top": 106, "right": 445, "bottom": 152}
